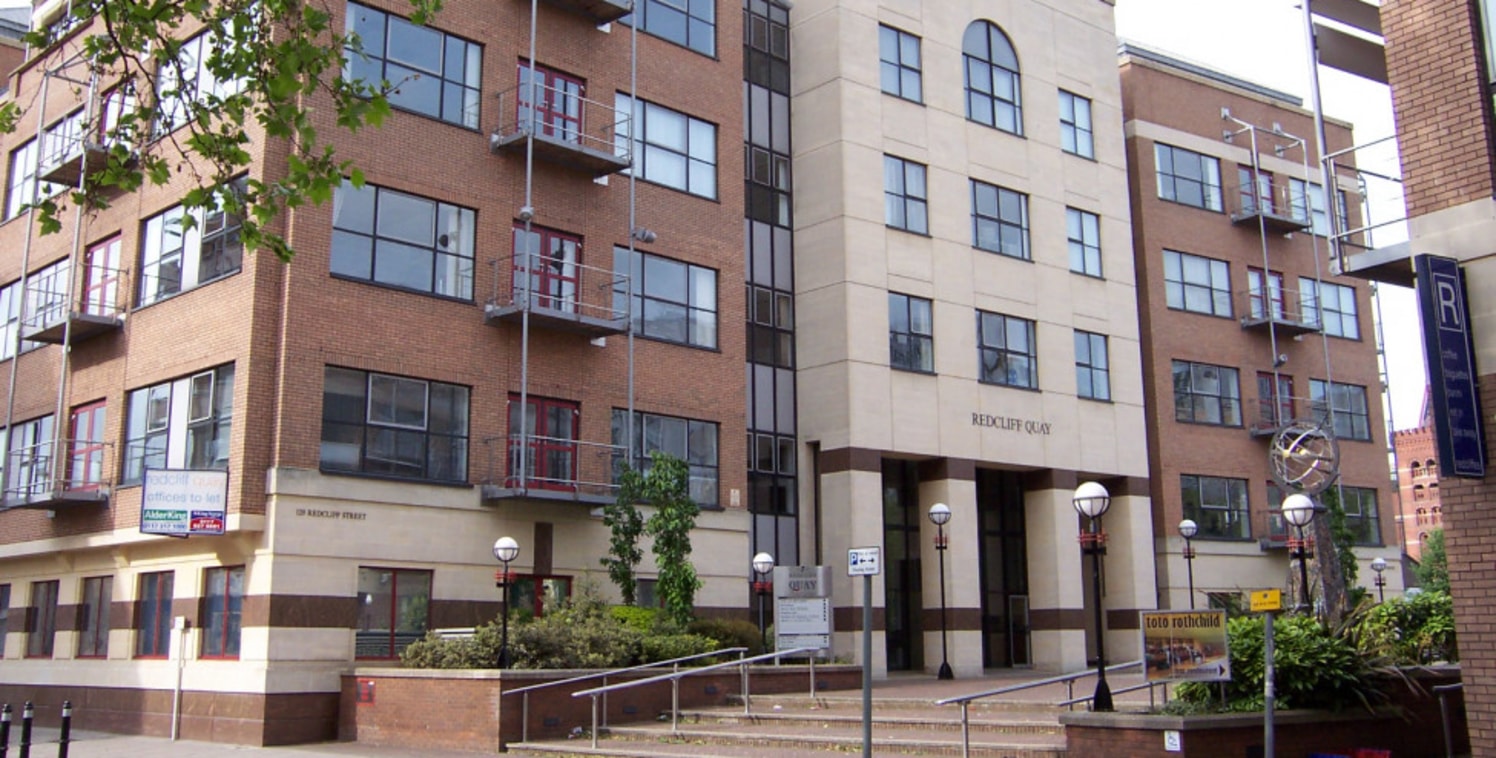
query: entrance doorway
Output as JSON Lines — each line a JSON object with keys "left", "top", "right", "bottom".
{"left": 978, "top": 470, "right": 1030, "bottom": 667}
{"left": 881, "top": 459, "right": 923, "bottom": 672}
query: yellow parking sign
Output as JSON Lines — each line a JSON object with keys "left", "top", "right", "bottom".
{"left": 1250, "top": 589, "right": 1282, "bottom": 612}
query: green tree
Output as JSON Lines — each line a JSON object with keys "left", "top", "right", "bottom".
{"left": 1413, "top": 528, "right": 1449, "bottom": 594}
{"left": 641, "top": 453, "right": 702, "bottom": 627}
{"left": 601, "top": 469, "right": 647, "bottom": 606}
{"left": 14, "top": 0, "right": 443, "bottom": 259}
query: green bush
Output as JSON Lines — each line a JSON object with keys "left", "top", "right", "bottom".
{"left": 510, "top": 592, "right": 641, "bottom": 669}
{"left": 401, "top": 622, "right": 507, "bottom": 669}
{"left": 1355, "top": 590, "right": 1457, "bottom": 665}
{"left": 687, "top": 617, "right": 766, "bottom": 655}
{"left": 611, "top": 605, "right": 660, "bottom": 633}
{"left": 641, "top": 633, "right": 720, "bottom": 663}
{"left": 1175, "top": 614, "right": 1373, "bottom": 712}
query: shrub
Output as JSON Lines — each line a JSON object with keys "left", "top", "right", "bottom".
{"left": 1175, "top": 614, "right": 1373, "bottom": 712}
{"left": 611, "top": 605, "right": 659, "bottom": 633}
{"left": 401, "top": 622, "right": 506, "bottom": 669}
{"left": 687, "top": 617, "right": 766, "bottom": 655}
{"left": 641, "top": 633, "right": 720, "bottom": 663}
{"left": 1355, "top": 590, "right": 1457, "bottom": 665}
{"left": 510, "top": 592, "right": 641, "bottom": 669}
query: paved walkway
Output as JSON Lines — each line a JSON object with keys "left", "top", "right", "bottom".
{"left": 3, "top": 668, "right": 1154, "bottom": 757}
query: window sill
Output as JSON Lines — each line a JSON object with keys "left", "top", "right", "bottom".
{"left": 1155, "top": 197, "right": 1226, "bottom": 214}
{"left": 891, "top": 365, "right": 936, "bottom": 376}
{"left": 1174, "top": 419, "right": 1246, "bottom": 429}
{"left": 882, "top": 92, "right": 925, "bottom": 106}
{"left": 973, "top": 245, "right": 1033, "bottom": 262}
{"left": 1163, "top": 305, "right": 1236, "bottom": 320}
{"left": 885, "top": 224, "right": 931, "bottom": 238}
{"left": 133, "top": 268, "right": 244, "bottom": 313}
{"left": 317, "top": 467, "right": 476, "bottom": 490}
{"left": 328, "top": 273, "right": 476, "bottom": 305}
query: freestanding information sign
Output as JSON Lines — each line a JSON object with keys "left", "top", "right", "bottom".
{"left": 773, "top": 565, "right": 832, "bottom": 654}
{"left": 848, "top": 546, "right": 880, "bottom": 758}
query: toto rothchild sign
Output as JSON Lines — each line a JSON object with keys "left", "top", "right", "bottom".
{"left": 140, "top": 468, "right": 230, "bottom": 537}
{"left": 1415, "top": 255, "right": 1487, "bottom": 478}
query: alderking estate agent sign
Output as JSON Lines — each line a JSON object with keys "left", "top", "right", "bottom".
{"left": 140, "top": 468, "right": 230, "bottom": 536}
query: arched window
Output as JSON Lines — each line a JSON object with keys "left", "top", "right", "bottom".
{"left": 1416, "top": 507, "right": 1427, "bottom": 525}
{"left": 963, "top": 21, "right": 1022, "bottom": 135}
{"left": 1413, "top": 484, "right": 1425, "bottom": 500}
{"left": 1409, "top": 461, "right": 1421, "bottom": 478}
{"left": 1427, "top": 458, "right": 1438, "bottom": 475}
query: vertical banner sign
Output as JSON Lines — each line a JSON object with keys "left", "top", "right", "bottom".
{"left": 1415, "top": 255, "right": 1487, "bottom": 478}
{"left": 140, "top": 469, "right": 230, "bottom": 536}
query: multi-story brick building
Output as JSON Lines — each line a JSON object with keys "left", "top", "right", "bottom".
{"left": 1392, "top": 393, "right": 1441, "bottom": 562}
{"left": 0, "top": 0, "right": 750, "bottom": 743}
{"left": 1120, "top": 44, "right": 1399, "bottom": 613}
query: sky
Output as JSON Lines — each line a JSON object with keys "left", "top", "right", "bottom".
{"left": 1114, "top": 0, "right": 1426, "bottom": 432}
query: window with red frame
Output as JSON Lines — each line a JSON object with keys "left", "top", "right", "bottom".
{"left": 201, "top": 566, "right": 244, "bottom": 658}
{"left": 26, "top": 580, "right": 58, "bottom": 658}
{"left": 510, "top": 575, "right": 572, "bottom": 618}
{"left": 77, "top": 576, "right": 112, "bottom": 658}
{"left": 516, "top": 62, "right": 583, "bottom": 144}
{"left": 83, "top": 237, "right": 122, "bottom": 318}
{"left": 1247, "top": 268, "right": 1285, "bottom": 321}
{"left": 1256, "top": 372, "right": 1293, "bottom": 430}
{"left": 69, "top": 401, "right": 107, "bottom": 492}
{"left": 511, "top": 225, "right": 580, "bottom": 314}
{"left": 135, "top": 571, "right": 174, "bottom": 658}
{"left": 355, "top": 567, "right": 431, "bottom": 660}
{"left": 506, "top": 395, "right": 579, "bottom": 491}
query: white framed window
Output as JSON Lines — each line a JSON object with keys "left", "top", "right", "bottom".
{"left": 138, "top": 179, "right": 246, "bottom": 306}
{"left": 614, "top": 94, "right": 718, "bottom": 199}
{"left": 123, "top": 364, "right": 234, "bottom": 483}
{"left": 156, "top": 30, "right": 250, "bottom": 135}
{"left": 5, "top": 138, "right": 64, "bottom": 220}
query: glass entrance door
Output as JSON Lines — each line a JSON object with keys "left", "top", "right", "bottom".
{"left": 978, "top": 469, "right": 1030, "bottom": 667}
{"left": 881, "top": 459, "right": 922, "bottom": 672}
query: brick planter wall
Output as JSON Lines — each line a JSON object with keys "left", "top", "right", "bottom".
{"left": 339, "top": 664, "right": 860, "bottom": 752}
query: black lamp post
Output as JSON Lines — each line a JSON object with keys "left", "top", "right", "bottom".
{"left": 928, "top": 502, "right": 953, "bottom": 680}
{"left": 751, "top": 552, "right": 774, "bottom": 653}
{"left": 493, "top": 536, "right": 520, "bottom": 668}
{"left": 1178, "top": 518, "right": 1198, "bottom": 610}
{"left": 1073, "top": 481, "right": 1113, "bottom": 712}
{"left": 1282, "top": 494, "right": 1317, "bottom": 613}
{"left": 1371, "top": 557, "right": 1388, "bottom": 602}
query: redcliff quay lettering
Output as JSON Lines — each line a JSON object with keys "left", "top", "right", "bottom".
{"left": 971, "top": 413, "right": 1052, "bottom": 436}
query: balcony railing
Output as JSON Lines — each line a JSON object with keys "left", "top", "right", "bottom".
{"left": 20, "top": 266, "right": 127, "bottom": 344}
{"left": 1227, "top": 181, "right": 1311, "bottom": 234}
{"left": 484, "top": 253, "right": 629, "bottom": 337}
{"left": 1, "top": 439, "right": 112, "bottom": 510}
{"left": 1236, "top": 286, "right": 1321, "bottom": 336}
{"left": 490, "top": 82, "right": 631, "bottom": 176}
{"left": 1325, "top": 135, "right": 1411, "bottom": 286}
{"left": 531, "top": 0, "right": 632, "bottom": 24}
{"left": 481, "top": 434, "right": 625, "bottom": 505}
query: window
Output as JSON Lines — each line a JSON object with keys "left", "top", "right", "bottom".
{"left": 623, "top": 0, "right": 716, "bottom": 57}
{"left": 356, "top": 568, "right": 432, "bottom": 659}
{"left": 1155, "top": 143, "right": 1223, "bottom": 211}
{"left": 201, "top": 566, "right": 245, "bottom": 659}
{"left": 977, "top": 311, "right": 1037, "bottom": 389}
{"left": 963, "top": 21, "right": 1022, "bottom": 135}
{"left": 1173, "top": 360, "right": 1242, "bottom": 426}
{"left": 512, "top": 575, "right": 573, "bottom": 618}
{"left": 27, "top": 580, "right": 58, "bottom": 658}
{"left": 1300, "top": 278, "right": 1360, "bottom": 339}
{"left": 138, "top": 178, "right": 246, "bottom": 306}
{"left": 135, "top": 571, "right": 174, "bottom": 658}
{"left": 331, "top": 180, "right": 475, "bottom": 300}
{"left": 0, "top": 584, "right": 8, "bottom": 658}
{"left": 1256, "top": 372, "right": 1293, "bottom": 430}
{"left": 78, "top": 576, "right": 112, "bottom": 658}
{"left": 879, "top": 26, "right": 922, "bottom": 102}
{"left": 0, "top": 281, "right": 18, "bottom": 360}
{"left": 39, "top": 109, "right": 87, "bottom": 175}
{"left": 507, "top": 395, "right": 579, "bottom": 490}
{"left": 1075, "top": 331, "right": 1109, "bottom": 401}
{"left": 1164, "top": 250, "right": 1232, "bottom": 317}
{"left": 971, "top": 180, "right": 1029, "bottom": 259}
{"left": 124, "top": 364, "right": 234, "bottom": 484}
{"left": 1058, "top": 90, "right": 1093, "bottom": 158}
{"left": 884, "top": 155, "right": 928, "bottom": 234}
{"left": 1339, "top": 486, "right": 1382, "bottom": 546}
{"left": 1067, "top": 207, "right": 1101, "bottom": 276}
{"left": 69, "top": 402, "right": 108, "bottom": 491}
{"left": 613, "top": 247, "right": 718, "bottom": 348}
{"left": 517, "top": 62, "right": 584, "bottom": 144}
{"left": 84, "top": 237, "right": 123, "bottom": 319}
{"left": 748, "top": 285, "right": 794, "bottom": 368}
{"left": 320, "top": 367, "right": 469, "bottom": 482}
{"left": 1247, "top": 268, "right": 1285, "bottom": 320}
{"left": 1310, "top": 379, "right": 1371, "bottom": 441}
{"left": 156, "top": 29, "right": 249, "bottom": 135}
{"left": 611, "top": 410, "right": 719, "bottom": 505}
{"left": 1237, "top": 165, "right": 1274, "bottom": 215}
{"left": 1289, "top": 179, "right": 1350, "bottom": 236}
{"left": 345, "top": 2, "right": 482, "bottom": 128}
{"left": 22, "top": 258, "right": 70, "bottom": 339}
{"left": 889, "top": 293, "right": 933, "bottom": 373}
{"left": 614, "top": 94, "right": 718, "bottom": 199}
{"left": 1180, "top": 475, "right": 1250, "bottom": 539}
{"left": 6, "top": 137, "right": 63, "bottom": 220}
{"left": 513, "top": 225, "right": 580, "bottom": 312}
{"left": 6, "top": 415, "right": 55, "bottom": 501}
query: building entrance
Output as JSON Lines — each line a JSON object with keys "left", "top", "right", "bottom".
{"left": 881, "top": 460, "right": 923, "bottom": 671}
{"left": 978, "top": 470, "right": 1030, "bottom": 667}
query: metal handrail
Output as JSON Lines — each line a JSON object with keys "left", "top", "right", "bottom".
{"left": 570, "top": 647, "right": 820, "bottom": 749}
{"left": 1058, "top": 678, "right": 1170, "bottom": 709}
{"left": 936, "top": 659, "right": 1143, "bottom": 758}
{"left": 502, "top": 646, "right": 748, "bottom": 743}
{"left": 1433, "top": 682, "right": 1463, "bottom": 758}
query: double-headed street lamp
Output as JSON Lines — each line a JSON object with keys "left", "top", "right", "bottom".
{"left": 1073, "top": 481, "right": 1112, "bottom": 712}
{"left": 1282, "top": 494, "right": 1317, "bottom": 612}
{"left": 493, "top": 536, "right": 520, "bottom": 668}
{"left": 752, "top": 552, "right": 775, "bottom": 653}
{"left": 1178, "top": 519, "right": 1198, "bottom": 610}
{"left": 1371, "top": 556, "right": 1388, "bottom": 602}
{"left": 928, "top": 503, "right": 953, "bottom": 680}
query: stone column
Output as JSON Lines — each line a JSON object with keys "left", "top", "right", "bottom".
{"left": 918, "top": 465, "right": 980, "bottom": 678}
{"left": 1024, "top": 472, "right": 1087, "bottom": 672}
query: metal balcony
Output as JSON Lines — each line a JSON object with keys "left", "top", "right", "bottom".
{"left": 20, "top": 270, "right": 126, "bottom": 345}
{"left": 38, "top": 140, "right": 110, "bottom": 186}
{"left": 1236, "top": 287, "right": 1321, "bottom": 336}
{"left": 535, "top": 0, "right": 632, "bottom": 24}
{"left": 490, "top": 83, "right": 631, "bottom": 177}
{"left": 1, "top": 443, "right": 111, "bottom": 510}
{"left": 480, "top": 434, "right": 624, "bottom": 506}
{"left": 484, "top": 253, "right": 629, "bottom": 337}
{"left": 1324, "top": 136, "right": 1415, "bottom": 287}
{"left": 1228, "top": 182, "right": 1312, "bottom": 234}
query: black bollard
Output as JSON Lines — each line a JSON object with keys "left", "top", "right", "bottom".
{"left": 1, "top": 702, "right": 10, "bottom": 758}
{"left": 56, "top": 701, "right": 70, "bottom": 758}
{"left": 17, "top": 702, "right": 30, "bottom": 758}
